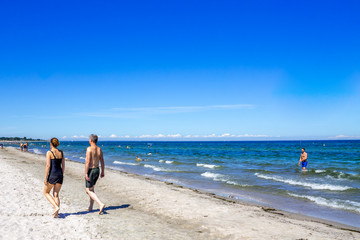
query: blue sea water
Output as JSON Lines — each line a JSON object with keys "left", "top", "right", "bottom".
{"left": 8, "top": 140, "right": 360, "bottom": 227}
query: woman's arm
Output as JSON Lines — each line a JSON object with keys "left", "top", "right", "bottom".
{"left": 100, "top": 149, "right": 105, "bottom": 178}
{"left": 61, "top": 151, "right": 65, "bottom": 175}
{"left": 44, "top": 151, "right": 51, "bottom": 184}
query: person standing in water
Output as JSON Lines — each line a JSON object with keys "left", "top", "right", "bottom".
{"left": 85, "top": 134, "right": 106, "bottom": 214}
{"left": 43, "top": 138, "right": 65, "bottom": 218}
{"left": 298, "top": 148, "right": 308, "bottom": 170}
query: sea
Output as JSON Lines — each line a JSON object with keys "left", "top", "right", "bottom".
{"left": 6, "top": 140, "right": 360, "bottom": 227}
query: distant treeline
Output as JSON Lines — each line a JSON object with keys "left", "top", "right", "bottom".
{"left": 0, "top": 137, "right": 44, "bottom": 141}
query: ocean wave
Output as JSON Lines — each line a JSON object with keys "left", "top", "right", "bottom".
{"left": 159, "top": 160, "right": 182, "bottom": 165}
{"left": 197, "top": 163, "right": 219, "bottom": 169}
{"left": 144, "top": 164, "right": 171, "bottom": 172}
{"left": 255, "top": 173, "right": 353, "bottom": 191}
{"left": 113, "top": 161, "right": 139, "bottom": 166}
{"left": 32, "top": 148, "right": 43, "bottom": 155}
{"left": 80, "top": 157, "right": 85, "bottom": 160}
{"left": 312, "top": 169, "right": 360, "bottom": 181}
{"left": 288, "top": 193, "right": 360, "bottom": 213}
{"left": 201, "top": 172, "right": 248, "bottom": 187}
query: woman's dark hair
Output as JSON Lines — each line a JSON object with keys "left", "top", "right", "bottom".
{"left": 50, "top": 138, "right": 60, "bottom": 148}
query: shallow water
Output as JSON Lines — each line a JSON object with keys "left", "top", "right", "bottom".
{"left": 10, "top": 140, "right": 360, "bottom": 227}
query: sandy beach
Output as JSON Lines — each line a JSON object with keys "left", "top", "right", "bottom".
{"left": 0, "top": 147, "right": 359, "bottom": 240}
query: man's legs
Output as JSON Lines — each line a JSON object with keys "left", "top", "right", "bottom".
{"left": 86, "top": 186, "right": 105, "bottom": 214}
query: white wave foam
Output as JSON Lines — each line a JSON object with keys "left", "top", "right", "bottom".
{"left": 288, "top": 193, "right": 360, "bottom": 213}
{"left": 201, "top": 172, "right": 247, "bottom": 186}
{"left": 315, "top": 170, "right": 326, "bottom": 173}
{"left": 32, "top": 148, "right": 42, "bottom": 155}
{"left": 144, "top": 164, "right": 168, "bottom": 172}
{"left": 159, "top": 160, "right": 174, "bottom": 164}
{"left": 255, "top": 173, "right": 353, "bottom": 191}
{"left": 80, "top": 157, "right": 85, "bottom": 160}
{"left": 197, "top": 163, "right": 219, "bottom": 169}
{"left": 201, "top": 172, "right": 223, "bottom": 179}
{"left": 113, "top": 161, "right": 139, "bottom": 166}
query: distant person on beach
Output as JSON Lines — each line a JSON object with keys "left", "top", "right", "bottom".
{"left": 20, "top": 143, "right": 24, "bottom": 151}
{"left": 85, "top": 134, "right": 106, "bottom": 214}
{"left": 43, "top": 138, "right": 65, "bottom": 218}
{"left": 298, "top": 148, "right": 308, "bottom": 170}
{"left": 0, "top": 143, "right": 3, "bottom": 149}
{"left": 23, "top": 142, "right": 28, "bottom": 151}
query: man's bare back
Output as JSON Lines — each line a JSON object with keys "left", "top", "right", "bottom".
{"left": 85, "top": 134, "right": 105, "bottom": 214}
{"left": 86, "top": 145, "right": 103, "bottom": 169}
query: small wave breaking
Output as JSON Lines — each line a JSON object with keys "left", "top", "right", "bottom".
{"left": 113, "top": 161, "right": 139, "bottom": 166}
{"left": 32, "top": 148, "right": 43, "bottom": 155}
{"left": 201, "top": 172, "right": 248, "bottom": 187}
{"left": 144, "top": 164, "right": 173, "bottom": 172}
{"left": 288, "top": 193, "right": 360, "bottom": 213}
{"left": 197, "top": 163, "right": 219, "bottom": 169}
{"left": 255, "top": 173, "right": 353, "bottom": 191}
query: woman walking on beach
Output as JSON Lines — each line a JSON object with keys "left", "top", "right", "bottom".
{"left": 43, "top": 138, "right": 65, "bottom": 218}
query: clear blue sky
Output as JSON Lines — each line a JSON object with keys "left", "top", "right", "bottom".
{"left": 1, "top": 1, "right": 359, "bottom": 140}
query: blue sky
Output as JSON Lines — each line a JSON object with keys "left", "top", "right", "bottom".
{"left": 0, "top": 1, "right": 359, "bottom": 140}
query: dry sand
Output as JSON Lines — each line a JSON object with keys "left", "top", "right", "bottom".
{"left": 0, "top": 147, "right": 359, "bottom": 240}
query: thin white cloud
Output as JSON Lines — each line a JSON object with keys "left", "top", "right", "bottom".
{"left": 81, "top": 104, "right": 255, "bottom": 118}
{"left": 136, "top": 134, "right": 182, "bottom": 139}
{"left": 63, "top": 133, "right": 276, "bottom": 140}
{"left": 102, "top": 133, "right": 274, "bottom": 139}
{"left": 71, "top": 135, "right": 87, "bottom": 139}
{"left": 112, "top": 104, "right": 254, "bottom": 113}
{"left": 328, "top": 135, "right": 360, "bottom": 140}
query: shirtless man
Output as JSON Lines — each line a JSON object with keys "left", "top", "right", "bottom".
{"left": 298, "top": 148, "right": 308, "bottom": 170}
{"left": 85, "top": 134, "right": 105, "bottom": 214}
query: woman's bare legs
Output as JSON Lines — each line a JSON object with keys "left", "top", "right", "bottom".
{"left": 53, "top": 184, "right": 62, "bottom": 213}
{"left": 43, "top": 183, "right": 59, "bottom": 217}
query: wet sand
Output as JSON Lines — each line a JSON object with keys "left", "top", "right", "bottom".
{"left": 0, "top": 147, "right": 359, "bottom": 239}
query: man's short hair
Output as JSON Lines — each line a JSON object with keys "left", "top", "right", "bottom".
{"left": 89, "top": 134, "right": 98, "bottom": 144}
{"left": 302, "top": 148, "right": 305, "bottom": 151}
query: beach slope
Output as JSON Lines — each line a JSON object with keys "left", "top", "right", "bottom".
{"left": 0, "top": 147, "right": 359, "bottom": 239}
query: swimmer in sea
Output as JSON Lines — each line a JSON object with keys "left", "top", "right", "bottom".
{"left": 85, "top": 134, "right": 106, "bottom": 214}
{"left": 136, "top": 156, "right": 141, "bottom": 162}
{"left": 298, "top": 148, "right": 308, "bottom": 171}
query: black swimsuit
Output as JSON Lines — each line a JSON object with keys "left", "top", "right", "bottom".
{"left": 47, "top": 150, "right": 64, "bottom": 185}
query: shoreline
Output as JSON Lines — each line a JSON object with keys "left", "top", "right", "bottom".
{"left": 7, "top": 146, "right": 360, "bottom": 231}
{"left": 1, "top": 146, "right": 359, "bottom": 239}
{"left": 5, "top": 144, "right": 360, "bottom": 227}
{"left": 4, "top": 144, "right": 360, "bottom": 231}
